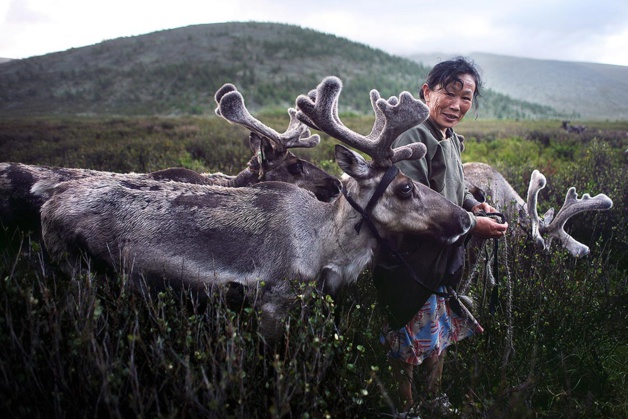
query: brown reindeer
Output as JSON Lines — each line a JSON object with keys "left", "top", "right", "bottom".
{"left": 39, "top": 76, "right": 473, "bottom": 342}
{"left": 0, "top": 83, "right": 341, "bottom": 235}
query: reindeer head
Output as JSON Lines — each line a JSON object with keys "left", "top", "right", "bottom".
{"left": 295, "top": 76, "right": 472, "bottom": 244}
{"left": 214, "top": 83, "right": 341, "bottom": 202}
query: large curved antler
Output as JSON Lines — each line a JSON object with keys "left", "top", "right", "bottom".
{"left": 539, "top": 188, "right": 613, "bottom": 257}
{"left": 295, "top": 76, "right": 429, "bottom": 166}
{"left": 214, "top": 83, "right": 320, "bottom": 151}
{"left": 525, "top": 170, "right": 548, "bottom": 251}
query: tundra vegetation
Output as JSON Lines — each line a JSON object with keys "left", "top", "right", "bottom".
{"left": 0, "top": 114, "right": 627, "bottom": 418}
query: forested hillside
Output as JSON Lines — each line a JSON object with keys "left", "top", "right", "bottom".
{"left": 0, "top": 22, "right": 565, "bottom": 119}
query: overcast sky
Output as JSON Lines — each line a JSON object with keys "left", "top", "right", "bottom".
{"left": 1, "top": 0, "right": 627, "bottom": 66}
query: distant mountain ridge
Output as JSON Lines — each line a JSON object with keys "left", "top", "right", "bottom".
{"left": 0, "top": 22, "right": 617, "bottom": 120}
{"left": 408, "top": 52, "right": 628, "bottom": 120}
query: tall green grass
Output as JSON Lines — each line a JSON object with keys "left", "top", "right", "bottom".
{"left": 1, "top": 116, "right": 627, "bottom": 417}
{"left": 0, "top": 230, "right": 387, "bottom": 417}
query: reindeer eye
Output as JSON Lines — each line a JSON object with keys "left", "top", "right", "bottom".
{"left": 396, "top": 181, "right": 414, "bottom": 199}
{"left": 287, "top": 161, "right": 303, "bottom": 175}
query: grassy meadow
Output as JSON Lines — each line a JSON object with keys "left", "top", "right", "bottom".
{"left": 0, "top": 115, "right": 627, "bottom": 418}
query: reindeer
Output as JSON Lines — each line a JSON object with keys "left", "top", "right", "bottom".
{"left": 152, "top": 82, "right": 341, "bottom": 199}
{"left": 463, "top": 162, "right": 613, "bottom": 259}
{"left": 561, "top": 120, "right": 586, "bottom": 134}
{"left": 39, "top": 76, "right": 473, "bottom": 341}
{"left": 460, "top": 162, "right": 612, "bottom": 383}
{"left": 0, "top": 83, "right": 341, "bottom": 235}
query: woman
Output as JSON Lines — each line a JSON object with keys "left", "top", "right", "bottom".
{"left": 375, "top": 57, "right": 508, "bottom": 416}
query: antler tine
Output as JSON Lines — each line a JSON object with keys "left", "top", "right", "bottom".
{"left": 369, "top": 91, "right": 428, "bottom": 162}
{"left": 216, "top": 90, "right": 281, "bottom": 143}
{"left": 282, "top": 108, "right": 320, "bottom": 149}
{"left": 526, "top": 170, "right": 548, "bottom": 251}
{"left": 295, "top": 76, "right": 352, "bottom": 143}
{"left": 294, "top": 89, "right": 322, "bottom": 131}
{"left": 296, "top": 76, "right": 429, "bottom": 166}
{"left": 387, "top": 92, "right": 430, "bottom": 163}
{"left": 215, "top": 87, "right": 319, "bottom": 150}
{"left": 214, "top": 83, "right": 237, "bottom": 117}
{"left": 366, "top": 89, "right": 386, "bottom": 140}
{"left": 540, "top": 188, "right": 613, "bottom": 257}
{"left": 294, "top": 87, "right": 348, "bottom": 147}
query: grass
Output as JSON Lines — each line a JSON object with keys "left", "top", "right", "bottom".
{"left": 1, "top": 116, "right": 627, "bottom": 417}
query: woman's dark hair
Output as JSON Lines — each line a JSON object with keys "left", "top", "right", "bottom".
{"left": 419, "top": 56, "right": 483, "bottom": 110}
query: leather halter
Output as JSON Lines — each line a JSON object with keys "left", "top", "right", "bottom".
{"left": 342, "top": 165, "right": 452, "bottom": 299}
{"left": 342, "top": 165, "right": 490, "bottom": 328}
{"left": 472, "top": 211, "right": 506, "bottom": 314}
{"left": 342, "top": 165, "right": 399, "bottom": 237}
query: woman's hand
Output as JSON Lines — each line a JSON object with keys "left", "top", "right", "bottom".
{"left": 471, "top": 203, "right": 508, "bottom": 239}
{"left": 471, "top": 202, "right": 497, "bottom": 215}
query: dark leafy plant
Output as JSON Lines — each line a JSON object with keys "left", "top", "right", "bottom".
{"left": 0, "top": 117, "right": 626, "bottom": 417}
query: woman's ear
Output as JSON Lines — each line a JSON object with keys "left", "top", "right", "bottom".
{"left": 421, "top": 83, "right": 431, "bottom": 103}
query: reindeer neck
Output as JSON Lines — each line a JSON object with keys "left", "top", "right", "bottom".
{"left": 315, "top": 194, "right": 377, "bottom": 296}
{"left": 325, "top": 178, "right": 380, "bottom": 279}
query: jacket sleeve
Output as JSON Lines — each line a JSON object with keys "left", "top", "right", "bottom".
{"left": 463, "top": 190, "right": 481, "bottom": 211}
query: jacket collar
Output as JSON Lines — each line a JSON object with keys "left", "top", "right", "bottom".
{"left": 425, "top": 118, "right": 454, "bottom": 141}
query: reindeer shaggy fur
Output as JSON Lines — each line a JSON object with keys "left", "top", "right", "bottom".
{"left": 0, "top": 83, "right": 341, "bottom": 235}
{"left": 40, "top": 77, "right": 473, "bottom": 342}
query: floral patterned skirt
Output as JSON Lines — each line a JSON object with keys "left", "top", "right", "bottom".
{"left": 380, "top": 286, "right": 484, "bottom": 365}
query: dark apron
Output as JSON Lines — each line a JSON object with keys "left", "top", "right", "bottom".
{"left": 373, "top": 236, "right": 466, "bottom": 329}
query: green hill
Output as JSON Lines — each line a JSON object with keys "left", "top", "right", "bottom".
{"left": 0, "top": 22, "right": 565, "bottom": 119}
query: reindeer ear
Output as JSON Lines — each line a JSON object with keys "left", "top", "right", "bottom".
{"left": 248, "top": 132, "right": 262, "bottom": 153}
{"left": 249, "top": 133, "right": 282, "bottom": 165}
{"left": 335, "top": 144, "right": 372, "bottom": 179}
{"left": 468, "top": 186, "right": 486, "bottom": 203}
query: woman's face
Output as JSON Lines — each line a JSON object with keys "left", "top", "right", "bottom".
{"left": 422, "top": 73, "right": 476, "bottom": 135}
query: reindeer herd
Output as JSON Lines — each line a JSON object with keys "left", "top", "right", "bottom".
{"left": 0, "top": 76, "right": 613, "bottom": 342}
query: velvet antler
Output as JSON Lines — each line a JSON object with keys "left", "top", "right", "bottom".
{"left": 214, "top": 83, "right": 320, "bottom": 151}
{"left": 539, "top": 188, "right": 613, "bottom": 257}
{"left": 295, "top": 76, "right": 429, "bottom": 166}
{"left": 525, "top": 170, "right": 548, "bottom": 251}
{"left": 523, "top": 168, "right": 613, "bottom": 257}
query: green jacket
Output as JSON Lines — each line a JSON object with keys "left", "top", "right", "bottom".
{"left": 394, "top": 118, "right": 480, "bottom": 215}
{"left": 374, "top": 118, "right": 480, "bottom": 312}
{"left": 373, "top": 118, "right": 480, "bottom": 327}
